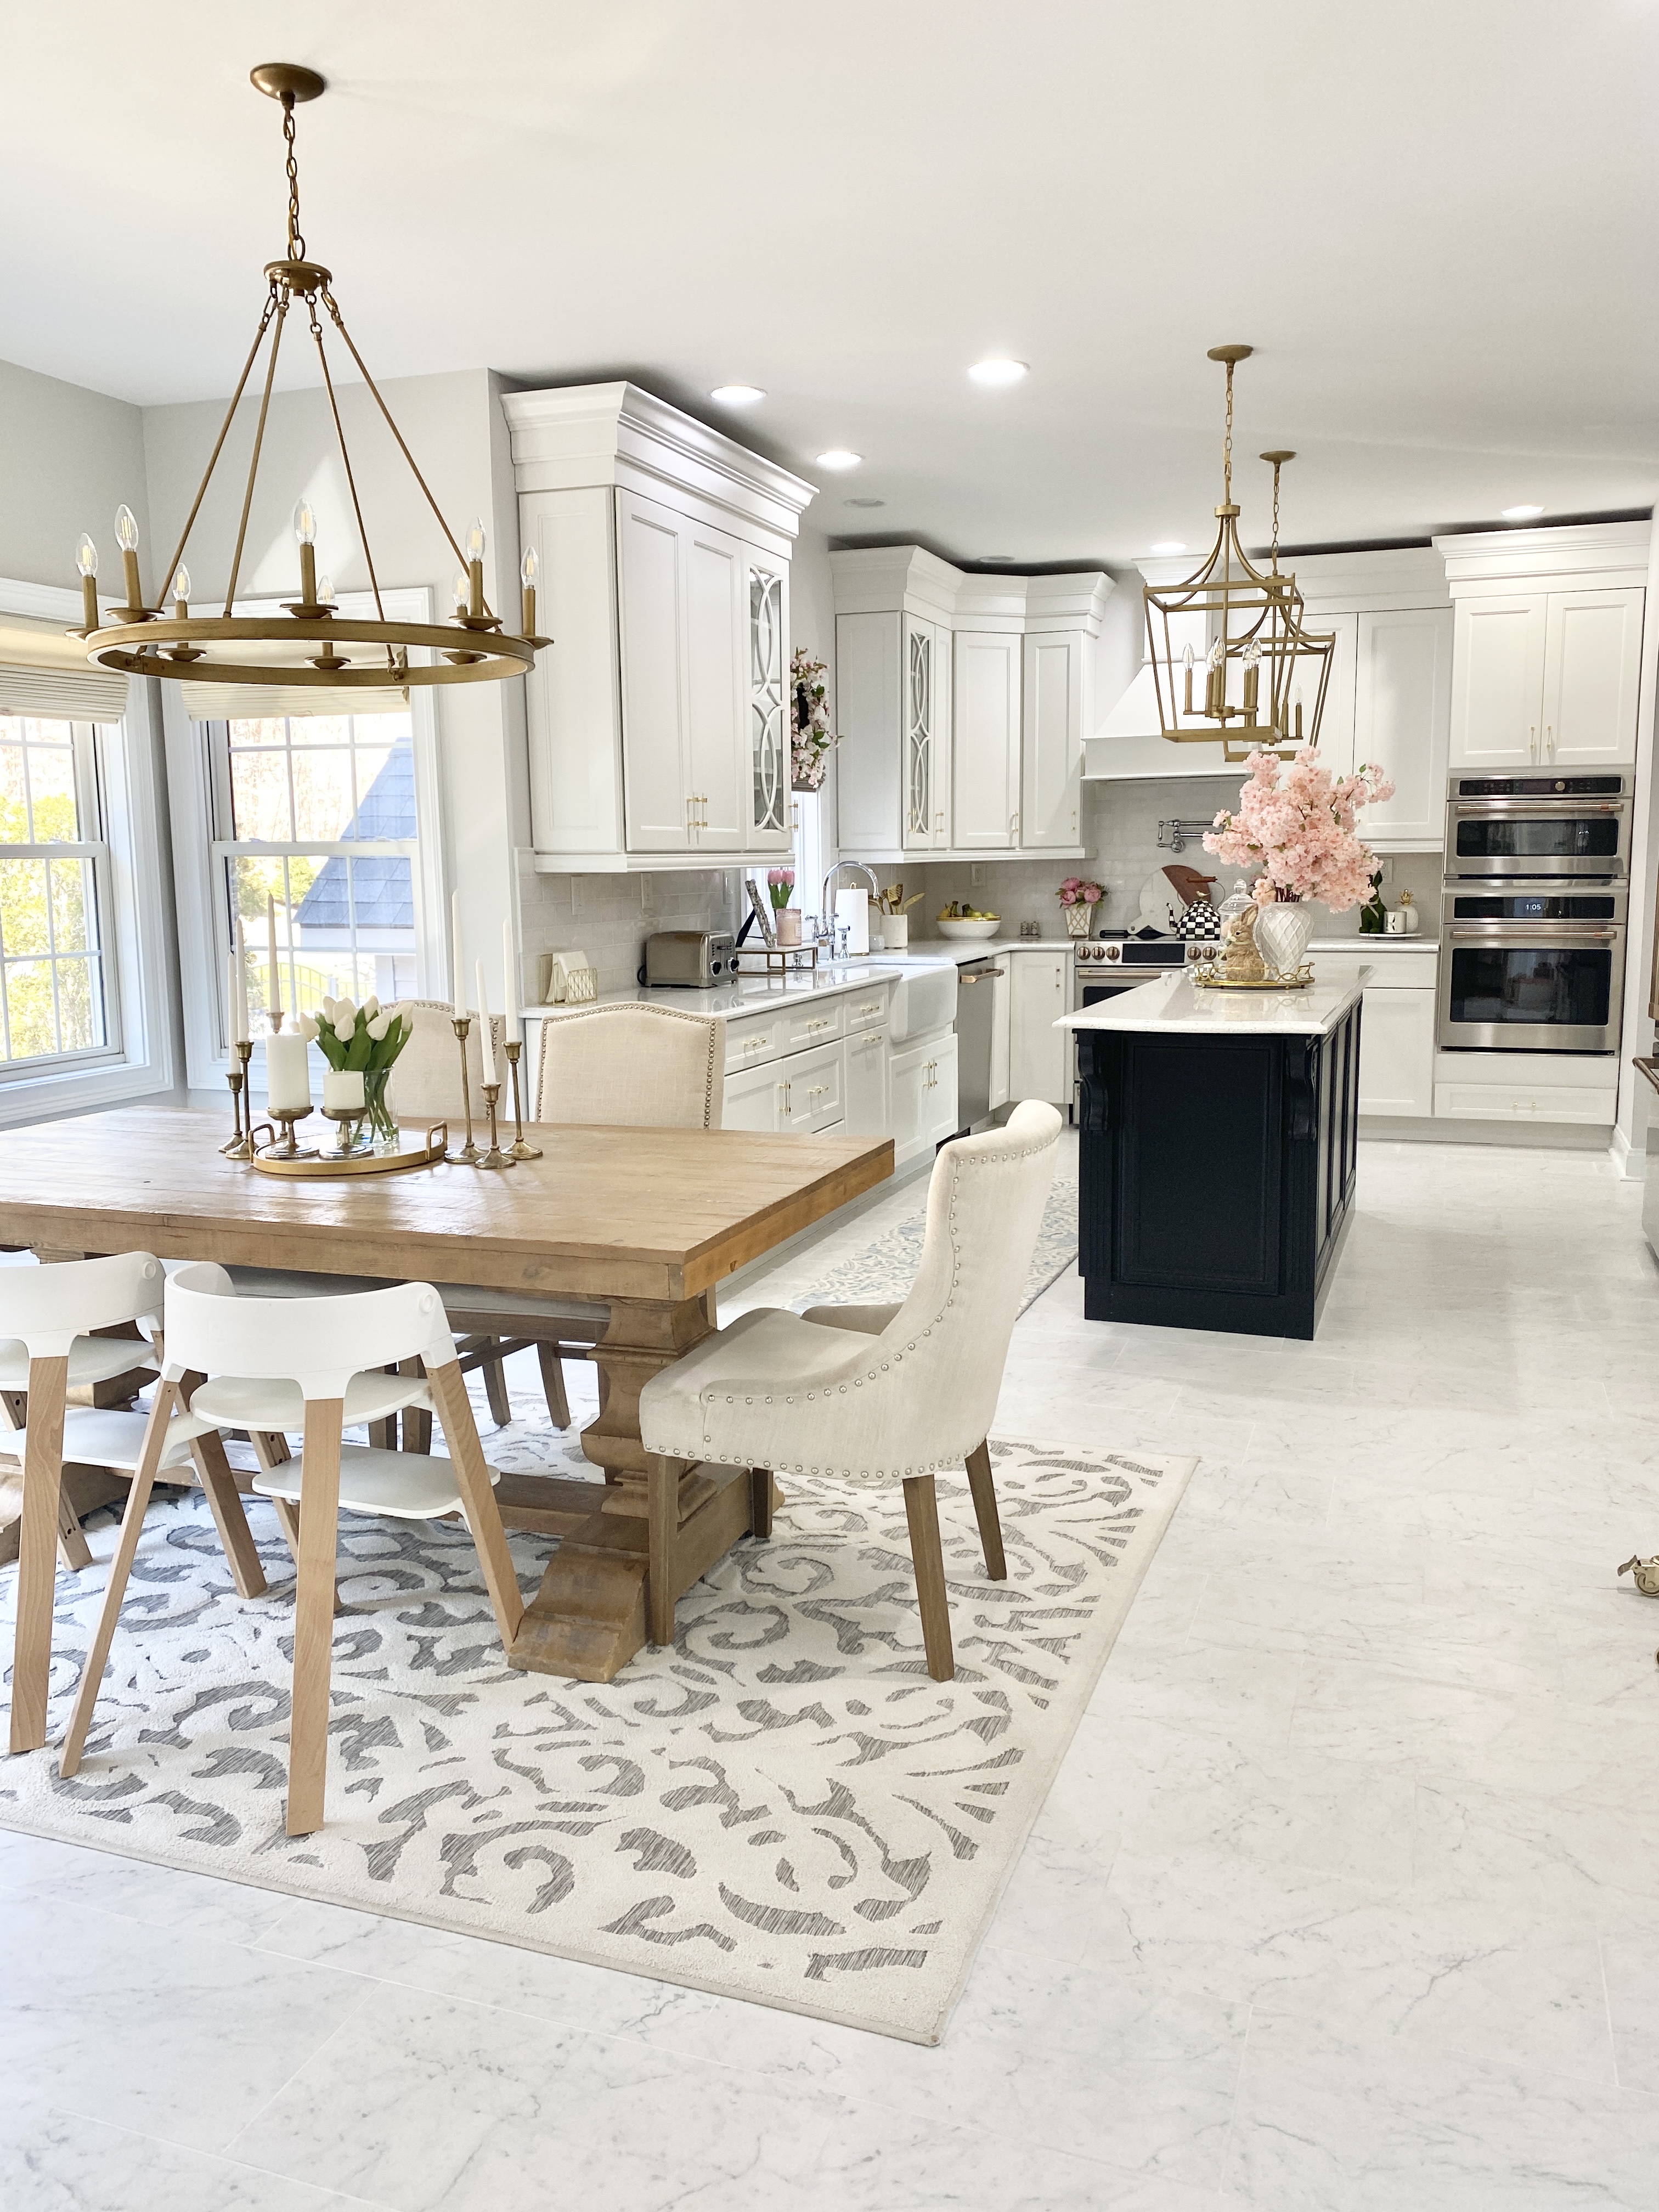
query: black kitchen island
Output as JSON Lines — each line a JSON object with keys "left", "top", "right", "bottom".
{"left": 1062, "top": 963, "right": 1368, "bottom": 1340}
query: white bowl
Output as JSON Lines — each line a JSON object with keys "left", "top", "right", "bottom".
{"left": 935, "top": 917, "right": 1001, "bottom": 941}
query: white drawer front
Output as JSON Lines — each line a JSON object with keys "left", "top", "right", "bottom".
{"left": 781, "top": 1037, "right": 845, "bottom": 1132}
{"left": 1435, "top": 1082, "right": 1616, "bottom": 1125}
{"left": 1356, "top": 950, "right": 1439, "bottom": 989}
{"left": 724, "top": 1015, "right": 780, "bottom": 1073}
{"left": 785, "top": 999, "right": 846, "bottom": 1054}
{"left": 845, "top": 988, "right": 891, "bottom": 1033}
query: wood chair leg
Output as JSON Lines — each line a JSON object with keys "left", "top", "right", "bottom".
{"left": 59, "top": 1380, "right": 182, "bottom": 1778}
{"left": 536, "top": 1340, "right": 572, "bottom": 1430}
{"left": 252, "top": 1431, "right": 343, "bottom": 1615}
{"left": 481, "top": 1347, "right": 511, "bottom": 1429}
{"left": 902, "top": 1473, "right": 955, "bottom": 1683}
{"left": 748, "top": 1466, "right": 773, "bottom": 1541}
{"left": 398, "top": 1357, "right": 431, "bottom": 1454}
{"left": 426, "top": 1358, "right": 524, "bottom": 1651}
{"left": 287, "top": 1397, "right": 345, "bottom": 1837}
{"left": 55, "top": 1485, "right": 93, "bottom": 1573}
{"left": 366, "top": 1363, "right": 398, "bottom": 1452}
{"left": 646, "top": 1452, "right": 679, "bottom": 1647}
{"left": 10, "top": 1354, "right": 70, "bottom": 1754}
{"left": 187, "top": 1430, "right": 268, "bottom": 1599}
{"left": 964, "top": 1440, "right": 1006, "bottom": 1582}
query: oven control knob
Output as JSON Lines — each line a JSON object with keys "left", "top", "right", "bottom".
{"left": 1104, "top": 942, "right": 1119, "bottom": 961}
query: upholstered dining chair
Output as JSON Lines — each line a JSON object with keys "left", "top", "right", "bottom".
{"left": 61, "top": 1265, "right": 522, "bottom": 1836}
{"left": 430, "top": 1000, "right": 726, "bottom": 1439}
{"left": 637, "top": 1099, "right": 1062, "bottom": 1679}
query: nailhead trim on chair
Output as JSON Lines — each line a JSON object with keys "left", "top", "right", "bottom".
{"left": 654, "top": 1128, "right": 1059, "bottom": 1485}
{"left": 535, "top": 1000, "right": 720, "bottom": 1126}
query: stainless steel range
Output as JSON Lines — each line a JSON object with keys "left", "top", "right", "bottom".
{"left": 1074, "top": 933, "right": 1207, "bottom": 1009}
{"left": 1438, "top": 770, "right": 1629, "bottom": 1056}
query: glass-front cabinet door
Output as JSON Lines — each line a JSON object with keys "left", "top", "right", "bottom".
{"left": 903, "top": 615, "right": 935, "bottom": 852}
{"left": 747, "top": 558, "right": 791, "bottom": 850}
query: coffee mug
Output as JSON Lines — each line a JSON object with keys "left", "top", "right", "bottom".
{"left": 1385, "top": 910, "right": 1407, "bottom": 934}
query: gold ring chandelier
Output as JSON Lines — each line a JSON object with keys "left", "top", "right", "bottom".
{"left": 1144, "top": 345, "right": 1334, "bottom": 763}
{"left": 71, "top": 63, "right": 549, "bottom": 692}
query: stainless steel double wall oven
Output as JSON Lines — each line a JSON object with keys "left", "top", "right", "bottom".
{"left": 1437, "top": 771, "right": 1630, "bottom": 1055}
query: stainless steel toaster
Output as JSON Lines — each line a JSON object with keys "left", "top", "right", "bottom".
{"left": 642, "top": 929, "right": 736, "bottom": 988}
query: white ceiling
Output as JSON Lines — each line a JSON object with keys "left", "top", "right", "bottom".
{"left": 9, "top": 1, "right": 1658, "bottom": 567}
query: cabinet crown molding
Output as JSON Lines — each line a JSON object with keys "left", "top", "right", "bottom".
{"left": 1434, "top": 519, "right": 1651, "bottom": 595}
{"left": 503, "top": 382, "right": 817, "bottom": 551}
{"left": 830, "top": 544, "right": 1111, "bottom": 636}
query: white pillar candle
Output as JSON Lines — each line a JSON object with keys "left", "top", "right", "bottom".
{"left": 323, "top": 1068, "right": 365, "bottom": 1112}
{"left": 226, "top": 949, "right": 240, "bottom": 1052}
{"left": 476, "top": 957, "right": 496, "bottom": 1084}
{"left": 266, "top": 893, "right": 282, "bottom": 1017}
{"left": 233, "top": 917, "right": 250, "bottom": 1044}
{"left": 264, "top": 1031, "right": 311, "bottom": 1115}
{"left": 501, "top": 917, "right": 518, "bottom": 1049}
{"left": 451, "top": 890, "right": 465, "bottom": 1021}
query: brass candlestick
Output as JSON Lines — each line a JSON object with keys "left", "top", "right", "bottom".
{"left": 504, "top": 1039, "right": 541, "bottom": 1160}
{"left": 476, "top": 1081, "right": 514, "bottom": 1170}
{"left": 449, "top": 1015, "right": 481, "bottom": 1164}
{"left": 221, "top": 1039, "right": 255, "bottom": 1158}
{"left": 261, "top": 1106, "right": 315, "bottom": 1160}
{"left": 320, "top": 1103, "right": 370, "bottom": 1157}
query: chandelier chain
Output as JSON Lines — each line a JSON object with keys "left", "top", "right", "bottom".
{"left": 1272, "top": 458, "right": 1281, "bottom": 569}
{"left": 283, "top": 96, "right": 307, "bottom": 261}
{"left": 1223, "top": 360, "right": 1234, "bottom": 504}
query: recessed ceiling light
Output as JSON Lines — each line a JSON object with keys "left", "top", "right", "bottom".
{"left": 979, "top": 554, "right": 1015, "bottom": 564}
{"left": 844, "top": 496, "right": 885, "bottom": 508}
{"left": 709, "top": 384, "right": 765, "bottom": 405}
{"left": 1150, "top": 541, "right": 1187, "bottom": 556}
{"left": 815, "top": 450, "right": 861, "bottom": 470}
{"left": 968, "top": 359, "right": 1028, "bottom": 387}
{"left": 1502, "top": 504, "right": 1544, "bottom": 521}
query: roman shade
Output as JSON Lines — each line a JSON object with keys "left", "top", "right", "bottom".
{"left": 0, "top": 614, "right": 131, "bottom": 724}
{"left": 178, "top": 679, "right": 411, "bottom": 722}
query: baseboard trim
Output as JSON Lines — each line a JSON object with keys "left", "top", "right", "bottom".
{"left": 1358, "top": 1115, "right": 1612, "bottom": 1151}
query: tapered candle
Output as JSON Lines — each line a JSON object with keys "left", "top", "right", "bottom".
{"left": 451, "top": 890, "right": 465, "bottom": 1020}
{"left": 476, "top": 957, "right": 496, "bottom": 1084}
{"left": 501, "top": 918, "right": 518, "bottom": 1049}
{"left": 226, "top": 948, "right": 240, "bottom": 1052}
{"left": 233, "top": 917, "right": 250, "bottom": 1044}
{"left": 266, "top": 893, "right": 281, "bottom": 1017}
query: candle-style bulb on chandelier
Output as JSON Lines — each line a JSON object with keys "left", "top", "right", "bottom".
{"left": 1143, "top": 345, "right": 1334, "bottom": 763}
{"left": 69, "top": 63, "right": 553, "bottom": 694}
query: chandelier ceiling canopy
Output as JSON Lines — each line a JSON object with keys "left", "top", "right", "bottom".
{"left": 72, "top": 63, "right": 548, "bottom": 695}
{"left": 1143, "top": 345, "right": 1334, "bottom": 763}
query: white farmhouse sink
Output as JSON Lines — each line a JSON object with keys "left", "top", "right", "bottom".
{"left": 887, "top": 960, "right": 958, "bottom": 1043}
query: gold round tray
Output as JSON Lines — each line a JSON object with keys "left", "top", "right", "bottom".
{"left": 247, "top": 1123, "right": 450, "bottom": 1178}
{"left": 1190, "top": 965, "right": 1314, "bottom": 991}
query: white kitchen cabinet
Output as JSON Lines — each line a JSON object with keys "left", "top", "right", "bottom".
{"left": 1021, "top": 631, "right": 1087, "bottom": 850}
{"left": 1008, "top": 949, "right": 1070, "bottom": 1106}
{"left": 1542, "top": 588, "right": 1645, "bottom": 765}
{"left": 989, "top": 960, "right": 1011, "bottom": 1111}
{"left": 504, "top": 382, "right": 815, "bottom": 870}
{"left": 1351, "top": 607, "right": 1453, "bottom": 848}
{"left": 1447, "top": 576, "right": 1645, "bottom": 772}
{"left": 903, "top": 616, "right": 951, "bottom": 851}
{"left": 953, "top": 631, "right": 1022, "bottom": 849}
{"left": 844, "top": 1022, "right": 889, "bottom": 1136}
{"left": 723, "top": 1056, "right": 784, "bottom": 1132}
{"left": 1357, "top": 986, "right": 1435, "bottom": 1116}
{"left": 780, "top": 1037, "right": 845, "bottom": 1132}
{"left": 893, "top": 1030, "right": 959, "bottom": 1163}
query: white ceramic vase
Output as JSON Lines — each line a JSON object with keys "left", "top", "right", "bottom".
{"left": 1253, "top": 898, "right": 1316, "bottom": 980}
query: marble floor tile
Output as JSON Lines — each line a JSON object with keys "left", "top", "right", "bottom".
{"left": 0, "top": 2111, "right": 368, "bottom": 2212}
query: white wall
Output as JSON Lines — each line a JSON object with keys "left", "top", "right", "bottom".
{"left": 0, "top": 360, "right": 150, "bottom": 589}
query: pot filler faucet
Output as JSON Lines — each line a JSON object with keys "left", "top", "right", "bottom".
{"left": 820, "top": 861, "right": 882, "bottom": 957}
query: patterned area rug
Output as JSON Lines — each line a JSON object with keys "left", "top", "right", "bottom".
{"left": 0, "top": 1418, "right": 1190, "bottom": 2045}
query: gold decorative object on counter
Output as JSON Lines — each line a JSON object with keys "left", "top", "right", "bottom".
{"left": 503, "top": 1039, "right": 542, "bottom": 1161}
{"left": 449, "top": 1015, "right": 482, "bottom": 1165}
{"left": 1142, "top": 349, "right": 1335, "bottom": 763}
{"left": 475, "top": 1082, "right": 515, "bottom": 1172}
{"left": 220, "top": 1040, "right": 255, "bottom": 1159}
{"left": 247, "top": 1123, "right": 450, "bottom": 1178}
{"left": 70, "top": 64, "right": 548, "bottom": 697}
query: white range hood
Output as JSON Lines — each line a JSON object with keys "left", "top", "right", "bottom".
{"left": 1083, "top": 661, "right": 1240, "bottom": 783}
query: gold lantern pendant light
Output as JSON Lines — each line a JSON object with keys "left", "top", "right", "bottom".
{"left": 1144, "top": 345, "right": 1330, "bottom": 764}
{"left": 71, "top": 64, "right": 550, "bottom": 693}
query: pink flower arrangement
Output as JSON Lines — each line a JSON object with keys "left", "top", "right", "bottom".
{"left": 1203, "top": 749, "right": 1395, "bottom": 912}
{"left": 1057, "top": 876, "right": 1104, "bottom": 909}
{"left": 766, "top": 865, "right": 796, "bottom": 911}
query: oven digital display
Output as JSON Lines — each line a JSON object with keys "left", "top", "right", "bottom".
{"left": 1455, "top": 776, "right": 1623, "bottom": 798}
{"left": 1451, "top": 894, "right": 1618, "bottom": 921}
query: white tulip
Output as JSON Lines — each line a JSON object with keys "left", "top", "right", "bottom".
{"left": 362, "top": 994, "right": 380, "bottom": 1019}
{"left": 334, "top": 1019, "right": 355, "bottom": 1045}
{"left": 367, "top": 1012, "right": 391, "bottom": 1040}
{"left": 296, "top": 1014, "right": 319, "bottom": 1042}
{"left": 319, "top": 995, "right": 337, "bottom": 1020}
{"left": 335, "top": 996, "right": 357, "bottom": 1025}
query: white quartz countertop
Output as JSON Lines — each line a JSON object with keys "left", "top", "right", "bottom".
{"left": 1059, "top": 961, "right": 1371, "bottom": 1039}
{"left": 523, "top": 963, "right": 906, "bottom": 1021}
{"left": 882, "top": 937, "right": 1075, "bottom": 961}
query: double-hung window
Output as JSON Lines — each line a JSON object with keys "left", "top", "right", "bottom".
{"left": 209, "top": 709, "right": 421, "bottom": 1024}
{"left": 0, "top": 715, "right": 116, "bottom": 1073}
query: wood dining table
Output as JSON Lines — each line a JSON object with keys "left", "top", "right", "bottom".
{"left": 0, "top": 1105, "right": 894, "bottom": 1743}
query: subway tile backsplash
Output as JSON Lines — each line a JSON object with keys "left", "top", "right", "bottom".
{"left": 516, "top": 865, "right": 743, "bottom": 1003}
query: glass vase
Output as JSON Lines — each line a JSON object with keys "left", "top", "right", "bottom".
{"left": 1254, "top": 895, "right": 1317, "bottom": 981}
{"left": 363, "top": 1066, "right": 399, "bottom": 1153}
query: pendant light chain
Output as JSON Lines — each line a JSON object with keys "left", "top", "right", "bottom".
{"left": 1272, "top": 458, "right": 1282, "bottom": 572}
{"left": 1222, "top": 360, "right": 1234, "bottom": 505}
{"left": 283, "top": 95, "right": 307, "bottom": 262}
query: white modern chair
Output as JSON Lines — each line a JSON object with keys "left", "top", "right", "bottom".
{"left": 638, "top": 1101, "right": 1063, "bottom": 1678}
{"left": 431, "top": 1001, "right": 726, "bottom": 1438}
{"left": 0, "top": 1250, "right": 272, "bottom": 1757}
{"left": 61, "top": 1265, "right": 524, "bottom": 1836}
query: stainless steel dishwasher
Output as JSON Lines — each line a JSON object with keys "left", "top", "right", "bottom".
{"left": 955, "top": 957, "right": 1005, "bottom": 1130}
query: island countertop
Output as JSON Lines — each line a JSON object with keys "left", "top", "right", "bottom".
{"left": 1058, "top": 961, "right": 1371, "bottom": 1039}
